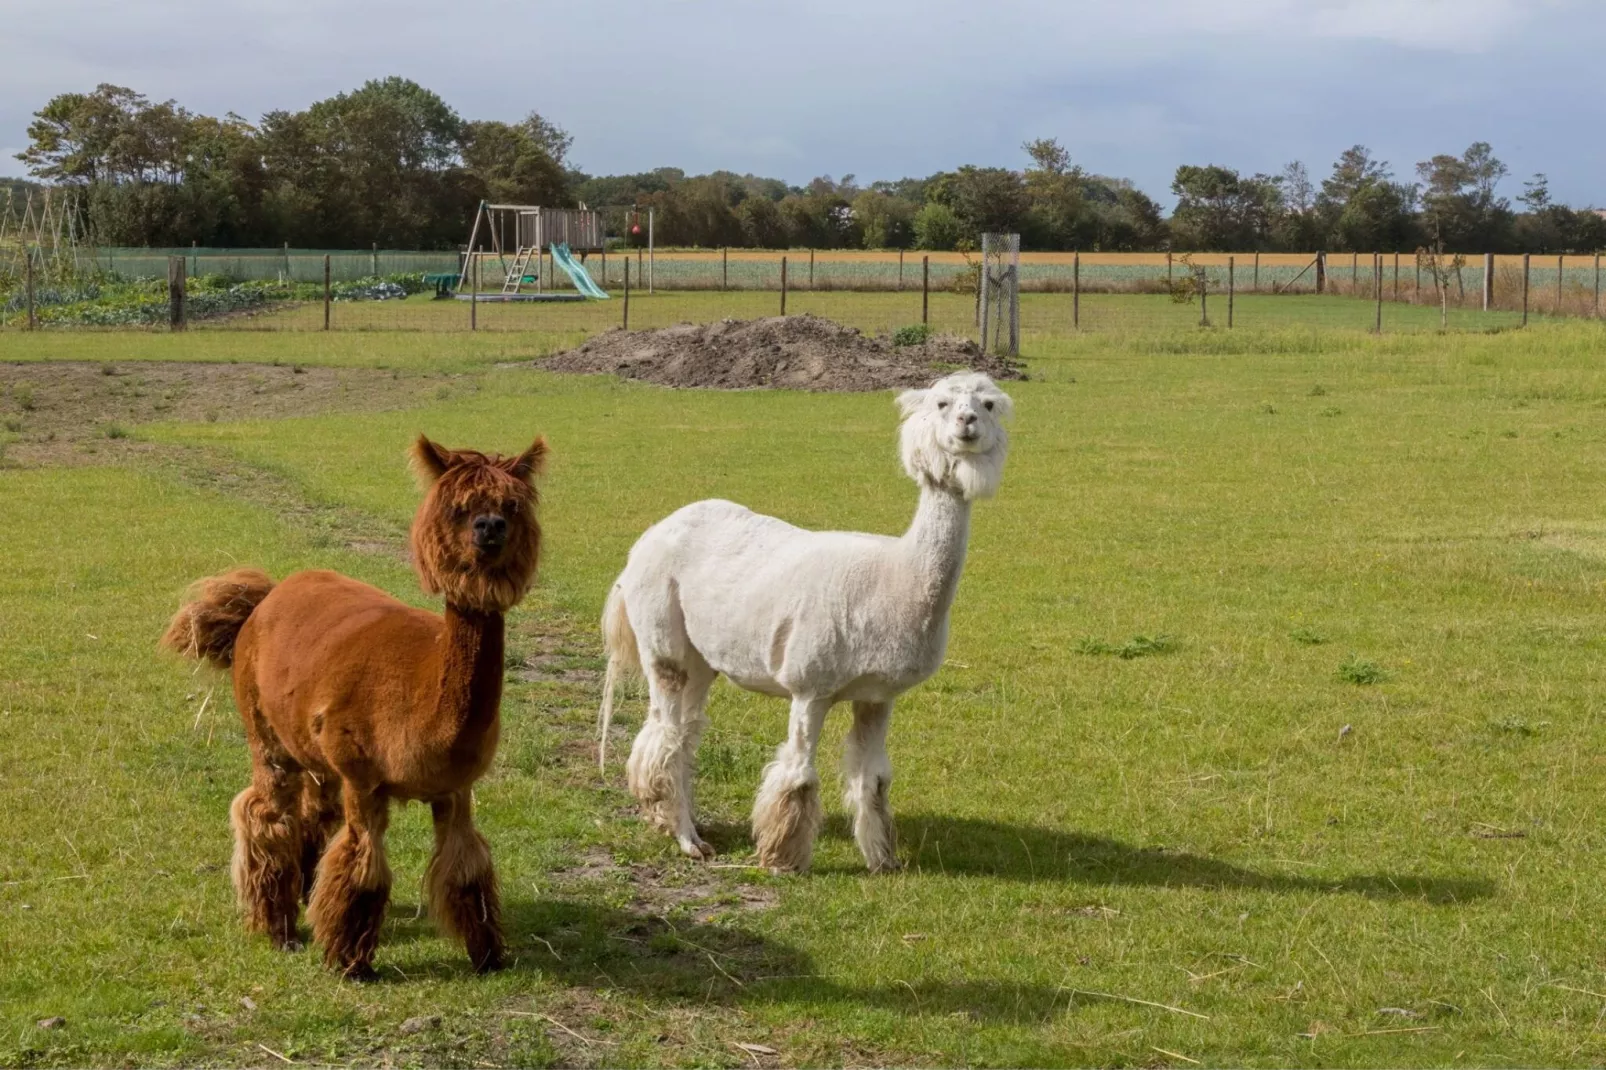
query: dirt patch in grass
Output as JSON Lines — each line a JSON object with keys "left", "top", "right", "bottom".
{"left": 542, "top": 314, "right": 1024, "bottom": 392}
{"left": 0, "top": 360, "right": 444, "bottom": 466}
{"left": 552, "top": 846, "right": 779, "bottom": 921}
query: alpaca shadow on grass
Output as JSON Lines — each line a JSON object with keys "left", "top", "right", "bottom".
{"left": 698, "top": 813, "right": 1493, "bottom": 903}
{"left": 890, "top": 813, "right": 1496, "bottom": 903}
{"left": 380, "top": 896, "right": 1073, "bottom": 1022}
{"left": 500, "top": 897, "right": 1074, "bottom": 1022}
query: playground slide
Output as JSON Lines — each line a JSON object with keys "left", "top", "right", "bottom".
{"left": 550, "top": 242, "right": 609, "bottom": 299}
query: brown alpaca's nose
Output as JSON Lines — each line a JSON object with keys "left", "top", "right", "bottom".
{"left": 473, "top": 514, "right": 508, "bottom": 549}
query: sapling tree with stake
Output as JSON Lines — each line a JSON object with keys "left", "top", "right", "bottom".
{"left": 1416, "top": 228, "right": 1466, "bottom": 330}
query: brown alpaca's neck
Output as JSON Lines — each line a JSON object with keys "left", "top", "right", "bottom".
{"left": 433, "top": 603, "right": 506, "bottom": 753}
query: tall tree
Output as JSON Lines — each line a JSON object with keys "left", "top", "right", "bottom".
{"left": 1022, "top": 137, "right": 1083, "bottom": 249}
{"left": 1169, "top": 165, "right": 1283, "bottom": 250}
{"left": 1317, "top": 146, "right": 1418, "bottom": 251}
{"left": 1416, "top": 141, "right": 1510, "bottom": 251}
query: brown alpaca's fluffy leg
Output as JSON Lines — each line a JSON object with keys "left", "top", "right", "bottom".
{"left": 230, "top": 671, "right": 305, "bottom": 947}
{"left": 426, "top": 791, "right": 504, "bottom": 973}
{"left": 752, "top": 696, "right": 830, "bottom": 874}
{"left": 230, "top": 762, "right": 305, "bottom": 949}
{"left": 297, "top": 775, "right": 342, "bottom": 903}
{"left": 307, "top": 787, "right": 391, "bottom": 979}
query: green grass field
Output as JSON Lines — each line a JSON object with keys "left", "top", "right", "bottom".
{"left": 3, "top": 299, "right": 1606, "bottom": 1067}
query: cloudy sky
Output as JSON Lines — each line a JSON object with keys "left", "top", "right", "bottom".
{"left": 4, "top": 0, "right": 1602, "bottom": 206}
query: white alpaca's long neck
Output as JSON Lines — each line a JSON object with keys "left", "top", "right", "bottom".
{"left": 898, "top": 482, "right": 971, "bottom": 626}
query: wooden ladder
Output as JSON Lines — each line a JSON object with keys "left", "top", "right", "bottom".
{"left": 503, "top": 246, "right": 536, "bottom": 294}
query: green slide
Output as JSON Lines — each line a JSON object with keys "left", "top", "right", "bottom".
{"left": 549, "top": 242, "right": 609, "bottom": 299}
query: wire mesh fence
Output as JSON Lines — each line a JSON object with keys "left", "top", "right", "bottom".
{"left": 2, "top": 249, "right": 1597, "bottom": 337}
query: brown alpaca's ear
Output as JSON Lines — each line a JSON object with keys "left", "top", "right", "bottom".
{"left": 504, "top": 436, "right": 548, "bottom": 484}
{"left": 409, "top": 434, "right": 454, "bottom": 486}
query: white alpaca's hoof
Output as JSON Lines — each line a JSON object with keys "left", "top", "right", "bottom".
{"left": 867, "top": 857, "right": 903, "bottom": 875}
{"left": 677, "top": 834, "right": 716, "bottom": 861}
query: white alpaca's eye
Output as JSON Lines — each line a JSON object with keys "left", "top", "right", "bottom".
{"left": 937, "top": 401, "right": 949, "bottom": 410}
{"left": 984, "top": 400, "right": 994, "bottom": 411}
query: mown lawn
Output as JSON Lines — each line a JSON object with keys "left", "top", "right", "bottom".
{"left": 3, "top": 308, "right": 1606, "bottom": 1066}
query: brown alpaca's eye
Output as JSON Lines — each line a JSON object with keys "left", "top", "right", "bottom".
{"left": 984, "top": 400, "right": 994, "bottom": 411}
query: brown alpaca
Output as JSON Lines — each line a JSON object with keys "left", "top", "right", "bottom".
{"left": 161, "top": 435, "right": 546, "bottom": 978}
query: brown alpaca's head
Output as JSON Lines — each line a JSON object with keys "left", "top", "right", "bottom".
{"left": 408, "top": 434, "right": 547, "bottom": 614}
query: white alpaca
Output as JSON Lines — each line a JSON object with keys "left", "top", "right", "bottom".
{"left": 597, "top": 372, "right": 1013, "bottom": 873}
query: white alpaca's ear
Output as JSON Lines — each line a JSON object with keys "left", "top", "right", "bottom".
{"left": 895, "top": 389, "right": 929, "bottom": 417}
{"left": 987, "top": 390, "right": 1015, "bottom": 422}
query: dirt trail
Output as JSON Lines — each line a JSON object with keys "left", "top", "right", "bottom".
{"left": 0, "top": 361, "right": 441, "bottom": 466}
{"left": 542, "top": 314, "right": 1025, "bottom": 391}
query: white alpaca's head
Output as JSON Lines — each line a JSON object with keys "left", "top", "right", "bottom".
{"left": 895, "top": 372, "right": 1013, "bottom": 499}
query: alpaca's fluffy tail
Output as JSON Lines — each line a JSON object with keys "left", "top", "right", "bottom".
{"left": 160, "top": 568, "right": 276, "bottom": 670}
{"left": 598, "top": 582, "right": 640, "bottom": 773}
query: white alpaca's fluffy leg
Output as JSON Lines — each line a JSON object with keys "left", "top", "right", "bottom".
{"left": 626, "top": 703, "right": 674, "bottom": 825}
{"left": 842, "top": 701, "right": 899, "bottom": 873}
{"left": 667, "top": 664, "right": 715, "bottom": 860}
{"left": 626, "top": 659, "right": 715, "bottom": 860}
{"left": 753, "top": 696, "right": 830, "bottom": 873}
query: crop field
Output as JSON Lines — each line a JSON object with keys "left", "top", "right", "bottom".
{"left": 4, "top": 299, "right": 1606, "bottom": 1067}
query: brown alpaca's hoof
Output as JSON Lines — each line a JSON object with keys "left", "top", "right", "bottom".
{"left": 339, "top": 961, "right": 380, "bottom": 983}
{"left": 471, "top": 947, "right": 505, "bottom": 974}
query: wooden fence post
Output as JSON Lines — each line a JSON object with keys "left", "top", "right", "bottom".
{"left": 25, "top": 248, "right": 36, "bottom": 330}
{"left": 1073, "top": 251, "right": 1080, "bottom": 329}
{"left": 471, "top": 255, "right": 478, "bottom": 331}
{"left": 1596, "top": 252, "right": 1602, "bottom": 319}
{"left": 1558, "top": 254, "right": 1565, "bottom": 315}
{"left": 1253, "top": 251, "right": 1260, "bottom": 292}
{"left": 1394, "top": 252, "right": 1401, "bottom": 301}
{"left": 1522, "top": 253, "right": 1530, "bottom": 326}
{"left": 1166, "top": 249, "right": 1173, "bottom": 288}
{"left": 1199, "top": 270, "right": 1209, "bottom": 327}
{"left": 168, "top": 255, "right": 186, "bottom": 331}
{"left": 1482, "top": 252, "right": 1494, "bottom": 310}
{"left": 1227, "top": 255, "right": 1235, "bottom": 328}
{"left": 1352, "top": 251, "right": 1359, "bottom": 289}
{"left": 371, "top": 242, "right": 378, "bottom": 276}
{"left": 323, "top": 254, "right": 331, "bottom": 331}
{"left": 808, "top": 248, "right": 814, "bottom": 290}
{"left": 600, "top": 246, "right": 606, "bottom": 287}
{"left": 1414, "top": 257, "right": 1421, "bottom": 302}
{"left": 721, "top": 247, "right": 727, "bottom": 291}
{"left": 284, "top": 242, "right": 291, "bottom": 280}
{"left": 780, "top": 256, "right": 787, "bottom": 315}
{"left": 622, "top": 258, "right": 630, "bottom": 330}
{"left": 1316, "top": 251, "right": 1326, "bottom": 294}
{"left": 898, "top": 249, "right": 905, "bottom": 292}
{"left": 1374, "top": 253, "right": 1383, "bottom": 333}
{"left": 921, "top": 255, "right": 929, "bottom": 325}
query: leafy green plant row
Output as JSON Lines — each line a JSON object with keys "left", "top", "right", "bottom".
{"left": 1, "top": 272, "right": 431, "bottom": 326}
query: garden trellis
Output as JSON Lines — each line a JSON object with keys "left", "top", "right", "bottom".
{"left": 0, "top": 187, "right": 86, "bottom": 287}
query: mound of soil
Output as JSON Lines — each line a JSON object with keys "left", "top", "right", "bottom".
{"left": 542, "top": 314, "right": 1025, "bottom": 391}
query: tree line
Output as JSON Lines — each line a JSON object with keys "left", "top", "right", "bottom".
{"left": 13, "top": 79, "right": 1604, "bottom": 254}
